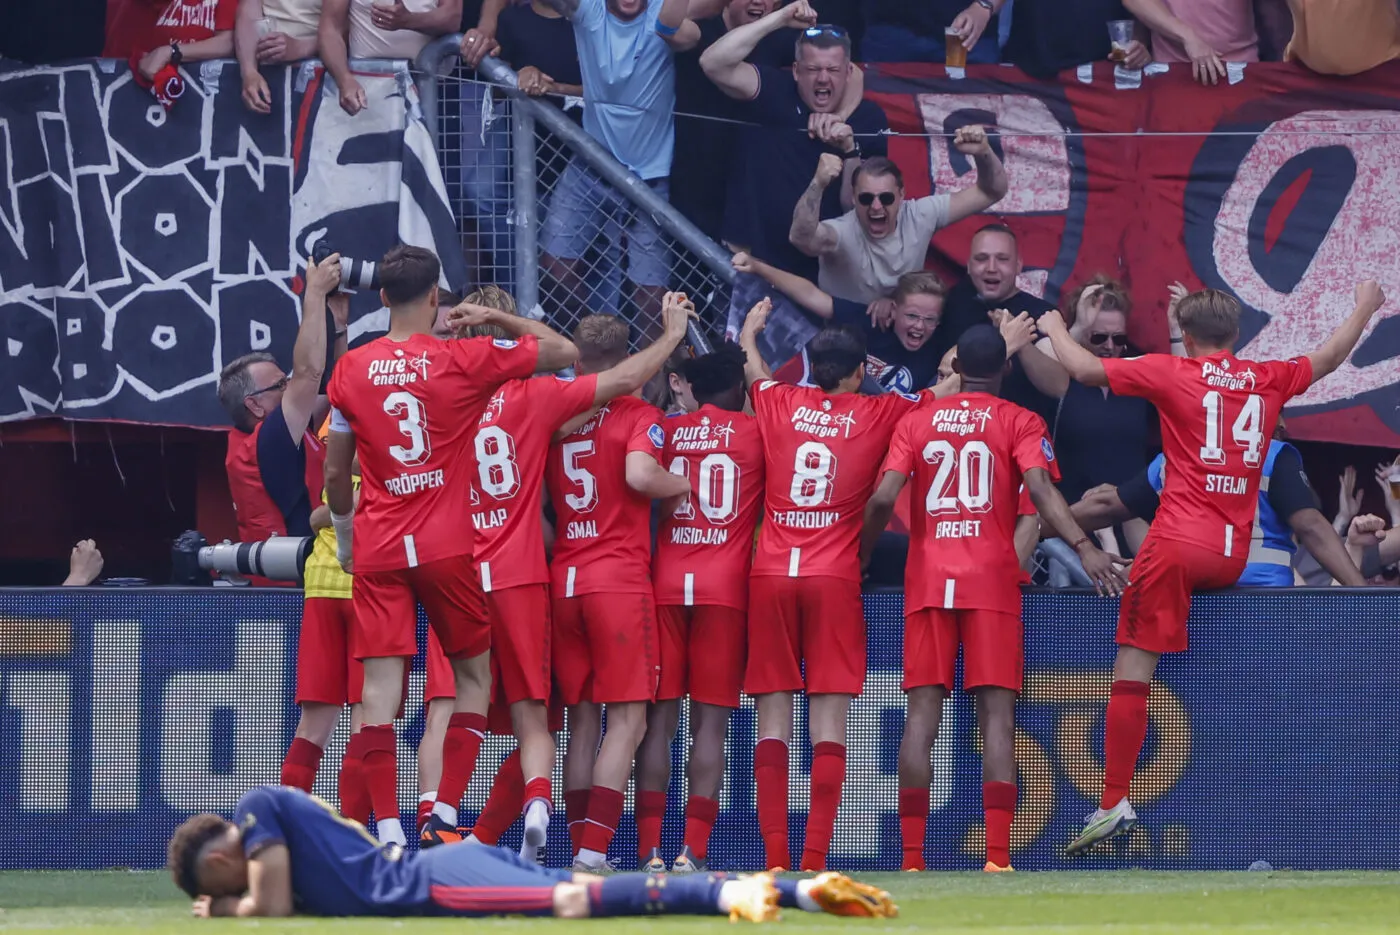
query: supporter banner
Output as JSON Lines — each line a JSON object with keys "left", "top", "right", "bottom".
{"left": 0, "top": 59, "right": 463, "bottom": 426}
{"left": 2, "top": 587, "right": 1397, "bottom": 871}
{"left": 768, "top": 63, "right": 1400, "bottom": 447}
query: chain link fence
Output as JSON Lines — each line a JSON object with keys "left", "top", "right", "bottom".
{"left": 419, "top": 39, "right": 728, "bottom": 353}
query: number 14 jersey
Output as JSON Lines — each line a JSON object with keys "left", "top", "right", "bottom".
{"left": 1102, "top": 351, "right": 1312, "bottom": 557}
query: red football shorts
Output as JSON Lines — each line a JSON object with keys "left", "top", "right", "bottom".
{"left": 656, "top": 604, "right": 748, "bottom": 707}
{"left": 486, "top": 584, "right": 552, "bottom": 706}
{"left": 424, "top": 627, "right": 455, "bottom": 702}
{"left": 552, "top": 591, "right": 659, "bottom": 705}
{"left": 353, "top": 554, "right": 489, "bottom": 661}
{"left": 903, "top": 608, "right": 1023, "bottom": 693}
{"left": 296, "top": 597, "right": 364, "bottom": 705}
{"left": 744, "top": 575, "right": 866, "bottom": 696}
{"left": 1118, "top": 535, "right": 1246, "bottom": 654}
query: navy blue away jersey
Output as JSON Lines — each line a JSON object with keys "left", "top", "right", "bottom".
{"left": 235, "top": 785, "right": 428, "bottom": 916}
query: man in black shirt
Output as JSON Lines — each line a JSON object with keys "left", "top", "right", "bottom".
{"left": 929, "top": 223, "right": 1068, "bottom": 424}
{"left": 731, "top": 254, "right": 946, "bottom": 393}
{"left": 672, "top": 0, "right": 797, "bottom": 242}
{"left": 702, "top": 1, "right": 889, "bottom": 364}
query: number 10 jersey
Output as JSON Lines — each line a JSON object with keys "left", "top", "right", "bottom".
{"left": 326, "top": 333, "right": 539, "bottom": 573}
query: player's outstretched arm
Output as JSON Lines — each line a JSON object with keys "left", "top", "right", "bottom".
{"left": 1014, "top": 513, "right": 1040, "bottom": 570}
{"left": 280, "top": 253, "right": 342, "bottom": 443}
{"left": 739, "top": 298, "right": 774, "bottom": 388}
{"left": 1024, "top": 467, "right": 1129, "bottom": 595}
{"left": 1061, "top": 483, "right": 1134, "bottom": 536}
{"left": 860, "top": 472, "right": 907, "bottom": 570}
{"left": 1037, "top": 309, "right": 1108, "bottom": 387}
{"left": 325, "top": 423, "right": 356, "bottom": 572}
{"left": 1307, "top": 280, "right": 1386, "bottom": 385}
{"left": 449, "top": 303, "right": 579, "bottom": 373}
{"left": 1289, "top": 508, "right": 1366, "bottom": 587}
{"left": 594, "top": 292, "right": 697, "bottom": 404}
{"left": 625, "top": 451, "right": 691, "bottom": 499}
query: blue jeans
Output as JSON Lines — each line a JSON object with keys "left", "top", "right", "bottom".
{"left": 862, "top": 23, "right": 1001, "bottom": 65}
{"left": 461, "top": 88, "right": 515, "bottom": 296}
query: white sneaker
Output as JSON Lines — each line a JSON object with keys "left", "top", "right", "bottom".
{"left": 1066, "top": 798, "right": 1138, "bottom": 856}
{"left": 571, "top": 856, "right": 620, "bottom": 875}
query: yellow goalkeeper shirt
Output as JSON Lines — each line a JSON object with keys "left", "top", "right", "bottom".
{"left": 302, "top": 476, "right": 359, "bottom": 600}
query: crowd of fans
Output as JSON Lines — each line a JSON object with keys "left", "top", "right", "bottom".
{"left": 6, "top": 1, "right": 1400, "bottom": 591}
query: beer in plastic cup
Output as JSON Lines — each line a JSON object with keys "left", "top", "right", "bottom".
{"left": 945, "top": 27, "right": 968, "bottom": 69}
{"left": 1390, "top": 474, "right": 1400, "bottom": 500}
{"left": 255, "top": 17, "right": 276, "bottom": 38}
{"left": 1108, "top": 19, "right": 1134, "bottom": 62}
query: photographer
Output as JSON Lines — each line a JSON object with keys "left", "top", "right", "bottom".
{"left": 218, "top": 252, "right": 347, "bottom": 585}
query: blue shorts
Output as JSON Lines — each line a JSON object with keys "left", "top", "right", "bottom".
{"left": 539, "top": 157, "right": 671, "bottom": 288}
{"left": 422, "top": 845, "right": 574, "bottom": 916}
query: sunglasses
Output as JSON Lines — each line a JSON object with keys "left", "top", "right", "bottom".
{"left": 245, "top": 375, "right": 289, "bottom": 399}
{"left": 857, "top": 192, "right": 897, "bottom": 207}
{"left": 803, "top": 24, "right": 847, "bottom": 38}
{"left": 1089, "top": 333, "right": 1129, "bottom": 347}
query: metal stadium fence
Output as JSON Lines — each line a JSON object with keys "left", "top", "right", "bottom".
{"left": 417, "top": 37, "right": 725, "bottom": 354}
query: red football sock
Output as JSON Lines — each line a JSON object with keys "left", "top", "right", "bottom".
{"left": 578, "top": 785, "right": 625, "bottom": 857}
{"left": 800, "top": 741, "right": 846, "bottom": 871}
{"left": 338, "top": 749, "right": 371, "bottom": 824}
{"left": 565, "top": 788, "right": 591, "bottom": 855}
{"left": 898, "top": 787, "right": 929, "bottom": 871}
{"left": 522, "top": 776, "right": 553, "bottom": 811}
{"left": 436, "top": 712, "right": 488, "bottom": 811}
{"left": 280, "top": 737, "right": 323, "bottom": 793}
{"left": 357, "top": 724, "right": 399, "bottom": 820}
{"left": 635, "top": 790, "right": 667, "bottom": 860}
{"left": 474, "top": 751, "right": 526, "bottom": 845}
{"left": 416, "top": 798, "right": 435, "bottom": 832}
{"left": 683, "top": 796, "right": 719, "bottom": 861}
{"left": 754, "top": 738, "right": 790, "bottom": 869}
{"left": 984, "top": 781, "right": 1017, "bottom": 867}
{"left": 1101, "top": 680, "right": 1150, "bottom": 810}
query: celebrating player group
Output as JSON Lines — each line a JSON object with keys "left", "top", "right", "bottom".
{"left": 169, "top": 243, "right": 1386, "bottom": 918}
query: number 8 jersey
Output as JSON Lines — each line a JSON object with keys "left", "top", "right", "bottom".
{"left": 1101, "top": 351, "right": 1312, "bottom": 558}
{"left": 750, "top": 380, "right": 929, "bottom": 580}
{"left": 326, "top": 333, "right": 540, "bottom": 573}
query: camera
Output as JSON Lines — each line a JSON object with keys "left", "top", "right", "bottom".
{"left": 171, "top": 530, "right": 312, "bottom": 586}
{"left": 312, "top": 239, "right": 380, "bottom": 293}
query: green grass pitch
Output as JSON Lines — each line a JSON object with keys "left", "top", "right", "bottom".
{"left": 3, "top": 871, "right": 1399, "bottom": 934}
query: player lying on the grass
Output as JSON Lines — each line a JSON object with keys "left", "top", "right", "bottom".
{"left": 1037, "top": 280, "right": 1386, "bottom": 855}
{"left": 860, "top": 324, "right": 1129, "bottom": 873}
{"left": 167, "top": 785, "right": 897, "bottom": 921}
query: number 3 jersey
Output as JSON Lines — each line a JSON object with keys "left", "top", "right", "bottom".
{"left": 749, "top": 380, "right": 929, "bottom": 581}
{"left": 1101, "top": 351, "right": 1312, "bottom": 557}
{"left": 883, "top": 393, "right": 1056, "bottom": 615}
{"left": 326, "top": 333, "right": 539, "bottom": 573}
{"left": 653, "top": 404, "right": 765, "bottom": 610}
{"left": 470, "top": 373, "right": 600, "bottom": 591}
{"left": 545, "top": 395, "right": 666, "bottom": 597}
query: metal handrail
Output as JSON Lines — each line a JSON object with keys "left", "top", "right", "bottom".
{"left": 416, "top": 34, "right": 732, "bottom": 351}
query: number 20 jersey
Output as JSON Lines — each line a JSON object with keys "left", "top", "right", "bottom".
{"left": 326, "top": 333, "right": 539, "bottom": 574}
{"left": 1101, "top": 351, "right": 1312, "bottom": 557}
{"left": 884, "top": 393, "right": 1056, "bottom": 615}
{"left": 749, "top": 380, "right": 928, "bottom": 581}
{"left": 470, "top": 373, "right": 600, "bottom": 591}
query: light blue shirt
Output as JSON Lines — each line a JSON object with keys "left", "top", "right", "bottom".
{"left": 573, "top": 0, "right": 676, "bottom": 181}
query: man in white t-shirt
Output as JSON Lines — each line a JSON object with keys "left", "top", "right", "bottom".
{"left": 318, "top": 0, "right": 461, "bottom": 115}
{"left": 789, "top": 124, "right": 1007, "bottom": 303}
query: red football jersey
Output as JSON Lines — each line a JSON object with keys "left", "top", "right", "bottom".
{"left": 653, "top": 404, "right": 765, "bottom": 610}
{"left": 471, "top": 373, "right": 600, "bottom": 592}
{"left": 883, "top": 393, "right": 1057, "bottom": 615}
{"left": 546, "top": 395, "right": 666, "bottom": 597}
{"left": 326, "top": 332, "right": 539, "bottom": 573}
{"left": 1103, "top": 352, "right": 1312, "bottom": 557}
{"left": 749, "top": 380, "right": 929, "bottom": 580}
